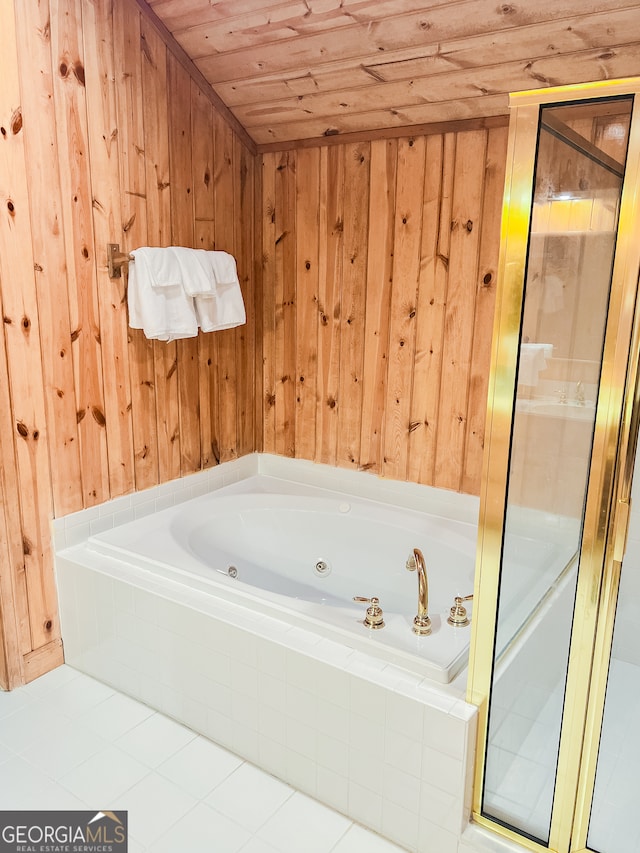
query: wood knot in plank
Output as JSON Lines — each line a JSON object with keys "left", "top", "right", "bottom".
{"left": 11, "top": 108, "right": 22, "bottom": 135}
{"left": 22, "top": 536, "right": 33, "bottom": 556}
{"left": 465, "top": 219, "right": 473, "bottom": 232}
{"left": 16, "top": 421, "right": 29, "bottom": 438}
{"left": 91, "top": 406, "right": 106, "bottom": 427}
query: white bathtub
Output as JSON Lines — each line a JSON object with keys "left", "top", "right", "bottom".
{"left": 84, "top": 474, "right": 477, "bottom": 683}
{"left": 54, "top": 454, "right": 481, "bottom": 851}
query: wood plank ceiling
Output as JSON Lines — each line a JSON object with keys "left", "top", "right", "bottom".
{"left": 143, "top": 0, "right": 640, "bottom": 148}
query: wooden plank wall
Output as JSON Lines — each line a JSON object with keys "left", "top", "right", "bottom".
{"left": 0, "top": 0, "right": 256, "bottom": 687}
{"left": 261, "top": 124, "right": 508, "bottom": 493}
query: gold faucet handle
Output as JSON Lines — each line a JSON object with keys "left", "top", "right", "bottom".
{"left": 447, "top": 594, "right": 473, "bottom": 627}
{"left": 353, "top": 596, "right": 385, "bottom": 630}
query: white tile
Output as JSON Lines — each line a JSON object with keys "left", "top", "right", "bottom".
{"left": 158, "top": 735, "right": 241, "bottom": 798}
{"left": 332, "top": 824, "right": 406, "bottom": 853}
{"left": 384, "top": 728, "right": 422, "bottom": 779}
{"left": 0, "top": 703, "right": 70, "bottom": 753}
{"left": 31, "top": 780, "right": 88, "bottom": 811}
{"left": 238, "top": 837, "right": 281, "bottom": 853}
{"left": 381, "top": 799, "right": 419, "bottom": 851}
{"left": 349, "top": 746, "right": 384, "bottom": 795}
{"left": 151, "top": 802, "right": 251, "bottom": 853}
{"left": 0, "top": 687, "right": 30, "bottom": 719}
{"left": 285, "top": 749, "right": 317, "bottom": 796}
{"left": 417, "top": 819, "right": 459, "bottom": 853}
{"left": 386, "top": 691, "right": 424, "bottom": 741}
{"left": 21, "top": 664, "right": 81, "bottom": 698}
{"left": 422, "top": 707, "right": 468, "bottom": 760}
{"left": 419, "top": 781, "right": 463, "bottom": 833}
{"left": 45, "top": 674, "right": 115, "bottom": 718}
{"left": 111, "top": 771, "right": 198, "bottom": 845}
{"left": 59, "top": 745, "right": 150, "bottom": 804}
{"left": 421, "top": 746, "right": 463, "bottom": 796}
{"left": 78, "top": 691, "right": 155, "bottom": 740}
{"left": 0, "top": 755, "right": 54, "bottom": 808}
{"left": 0, "top": 741, "right": 15, "bottom": 765}
{"left": 316, "top": 765, "right": 348, "bottom": 814}
{"left": 21, "top": 719, "right": 108, "bottom": 779}
{"left": 257, "top": 792, "right": 351, "bottom": 853}
{"left": 115, "top": 712, "right": 196, "bottom": 767}
{"left": 348, "top": 781, "right": 383, "bottom": 832}
{"left": 383, "top": 765, "right": 421, "bottom": 815}
{"left": 206, "top": 762, "right": 294, "bottom": 832}
{"left": 316, "top": 732, "right": 349, "bottom": 776}
{"left": 350, "top": 676, "right": 387, "bottom": 724}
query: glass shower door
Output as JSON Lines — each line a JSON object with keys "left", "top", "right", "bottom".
{"left": 477, "top": 96, "right": 633, "bottom": 846}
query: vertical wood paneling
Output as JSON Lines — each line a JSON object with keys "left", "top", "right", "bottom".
{"left": 360, "top": 138, "right": 397, "bottom": 476}
{"left": 3, "top": 0, "right": 257, "bottom": 685}
{"left": 274, "top": 151, "right": 296, "bottom": 457}
{"left": 83, "top": 0, "right": 135, "bottom": 499}
{"left": 0, "top": 303, "right": 29, "bottom": 686}
{"left": 0, "top": 0, "right": 58, "bottom": 653}
{"left": 261, "top": 126, "right": 507, "bottom": 494}
{"left": 407, "top": 133, "right": 446, "bottom": 484}
{"left": 382, "top": 137, "right": 426, "bottom": 481}
{"left": 213, "top": 111, "right": 237, "bottom": 462}
{"left": 52, "top": 0, "right": 110, "bottom": 507}
{"left": 462, "top": 124, "right": 507, "bottom": 493}
{"left": 315, "top": 145, "right": 344, "bottom": 467}
{"left": 167, "top": 53, "right": 200, "bottom": 476}
{"left": 191, "top": 81, "right": 216, "bottom": 468}
{"left": 435, "top": 130, "right": 488, "bottom": 491}
{"left": 294, "top": 147, "right": 320, "bottom": 460}
{"left": 337, "top": 142, "right": 370, "bottom": 469}
{"left": 139, "top": 17, "right": 181, "bottom": 484}
{"left": 13, "top": 0, "right": 83, "bottom": 518}
{"left": 261, "top": 152, "right": 277, "bottom": 454}
{"left": 235, "top": 136, "right": 256, "bottom": 458}
{"left": 114, "top": 1, "right": 159, "bottom": 492}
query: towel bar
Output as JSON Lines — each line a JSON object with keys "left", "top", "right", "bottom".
{"left": 107, "top": 243, "right": 134, "bottom": 279}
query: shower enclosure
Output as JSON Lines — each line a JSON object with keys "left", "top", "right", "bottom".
{"left": 467, "top": 79, "right": 640, "bottom": 852}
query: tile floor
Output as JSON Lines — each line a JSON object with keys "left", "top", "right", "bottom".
{"left": 0, "top": 665, "right": 406, "bottom": 852}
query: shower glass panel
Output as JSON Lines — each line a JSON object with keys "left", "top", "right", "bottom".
{"left": 481, "top": 98, "right": 632, "bottom": 844}
{"left": 588, "top": 459, "right": 640, "bottom": 853}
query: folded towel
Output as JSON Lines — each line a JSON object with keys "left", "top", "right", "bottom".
{"left": 170, "top": 247, "right": 217, "bottom": 297}
{"left": 195, "top": 280, "right": 246, "bottom": 332}
{"left": 131, "top": 247, "right": 182, "bottom": 288}
{"left": 128, "top": 247, "right": 246, "bottom": 339}
{"left": 209, "top": 251, "right": 240, "bottom": 287}
{"left": 128, "top": 249, "right": 198, "bottom": 341}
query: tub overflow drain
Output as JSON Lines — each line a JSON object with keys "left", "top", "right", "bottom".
{"left": 314, "top": 560, "right": 331, "bottom": 577}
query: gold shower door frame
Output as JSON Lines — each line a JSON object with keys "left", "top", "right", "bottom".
{"left": 466, "top": 78, "right": 640, "bottom": 853}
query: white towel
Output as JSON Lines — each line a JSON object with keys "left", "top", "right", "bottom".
{"left": 131, "top": 247, "right": 182, "bottom": 288}
{"left": 196, "top": 282, "right": 247, "bottom": 332}
{"left": 170, "top": 247, "right": 217, "bottom": 297}
{"left": 195, "top": 252, "right": 246, "bottom": 332}
{"left": 128, "top": 248, "right": 198, "bottom": 341}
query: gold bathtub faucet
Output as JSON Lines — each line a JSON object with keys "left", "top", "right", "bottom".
{"left": 406, "top": 547, "right": 432, "bottom": 635}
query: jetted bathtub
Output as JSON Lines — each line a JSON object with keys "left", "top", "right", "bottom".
{"left": 82, "top": 474, "right": 478, "bottom": 683}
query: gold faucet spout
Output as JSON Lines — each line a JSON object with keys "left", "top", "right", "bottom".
{"left": 406, "top": 547, "right": 432, "bottom": 635}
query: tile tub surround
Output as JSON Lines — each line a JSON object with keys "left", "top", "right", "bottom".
{"left": 53, "top": 455, "right": 480, "bottom": 852}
